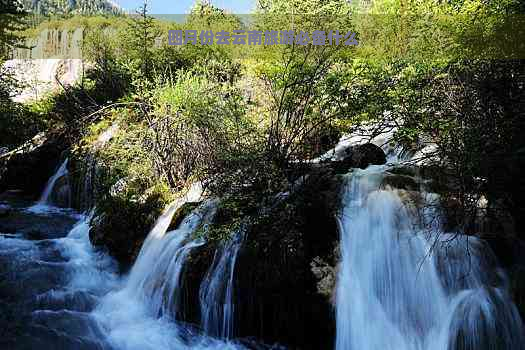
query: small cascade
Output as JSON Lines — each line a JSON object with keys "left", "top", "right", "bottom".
{"left": 37, "top": 158, "right": 71, "bottom": 207}
{"left": 125, "top": 205, "right": 209, "bottom": 319}
{"left": 130, "top": 183, "right": 203, "bottom": 267}
{"left": 59, "top": 210, "right": 119, "bottom": 293}
{"left": 80, "top": 122, "right": 120, "bottom": 210}
{"left": 199, "top": 228, "right": 246, "bottom": 339}
{"left": 335, "top": 166, "right": 525, "bottom": 350}
{"left": 90, "top": 187, "right": 251, "bottom": 350}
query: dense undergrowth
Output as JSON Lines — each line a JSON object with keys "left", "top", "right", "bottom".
{"left": 1, "top": 0, "right": 524, "bottom": 247}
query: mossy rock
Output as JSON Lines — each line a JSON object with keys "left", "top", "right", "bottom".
{"left": 330, "top": 143, "right": 387, "bottom": 174}
{"left": 168, "top": 202, "right": 200, "bottom": 231}
{"left": 180, "top": 169, "right": 342, "bottom": 349}
{"left": 234, "top": 170, "right": 341, "bottom": 349}
{"left": 89, "top": 186, "right": 172, "bottom": 270}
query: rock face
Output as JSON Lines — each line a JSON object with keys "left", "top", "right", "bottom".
{"left": 331, "top": 143, "right": 387, "bottom": 173}
{"left": 351, "top": 143, "right": 388, "bottom": 168}
{"left": 179, "top": 170, "right": 343, "bottom": 349}
{"left": 310, "top": 255, "right": 338, "bottom": 304}
{"left": 85, "top": 139, "right": 525, "bottom": 348}
{"left": 48, "top": 175, "right": 72, "bottom": 208}
{"left": 0, "top": 131, "right": 70, "bottom": 199}
{"left": 381, "top": 173, "right": 420, "bottom": 191}
{"left": 85, "top": 143, "right": 384, "bottom": 348}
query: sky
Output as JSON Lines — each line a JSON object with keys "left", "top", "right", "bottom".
{"left": 115, "top": 0, "right": 256, "bottom": 14}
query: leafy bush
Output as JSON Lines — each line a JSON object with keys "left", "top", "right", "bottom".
{"left": 0, "top": 100, "right": 44, "bottom": 148}
{"left": 144, "top": 71, "right": 253, "bottom": 191}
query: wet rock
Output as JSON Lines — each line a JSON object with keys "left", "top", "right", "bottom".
{"left": 381, "top": 173, "right": 419, "bottom": 191}
{"left": 168, "top": 202, "right": 201, "bottom": 232}
{"left": 508, "top": 264, "right": 525, "bottom": 320}
{"left": 0, "top": 130, "right": 71, "bottom": 199}
{"left": 331, "top": 143, "right": 387, "bottom": 173}
{"left": 178, "top": 242, "right": 216, "bottom": 324}
{"left": 48, "top": 176, "right": 71, "bottom": 208}
{"left": 89, "top": 194, "right": 170, "bottom": 271}
{"left": 389, "top": 165, "right": 420, "bottom": 177}
{"left": 181, "top": 171, "right": 342, "bottom": 349}
{"left": 310, "top": 256, "right": 337, "bottom": 305}
{"left": 351, "top": 143, "right": 388, "bottom": 168}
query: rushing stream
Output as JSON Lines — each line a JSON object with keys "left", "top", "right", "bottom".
{"left": 0, "top": 174, "right": 247, "bottom": 349}
{"left": 1, "top": 136, "right": 524, "bottom": 349}
{"left": 335, "top": 162, "right": 525, "bottom": 350}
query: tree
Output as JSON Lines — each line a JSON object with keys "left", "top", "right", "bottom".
{"left": 0, "top": 0, "right": 30, "bottom": 148}
{"left": 123, "top": 0, "right": 159, "bottom": 91}
{"left": 0, "top": 0, "right": 26, "bottom": 62}
{"left": 255, "top": 0, "right": 354, "bottom": 172}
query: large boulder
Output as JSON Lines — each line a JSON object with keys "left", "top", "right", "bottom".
{"left": 381, "top": 173, "right": 420, "bottom": 191}
{"left": 180, "top": 170, "right": 343, "bottom": 349}
{"left": 331, "top": 143, "right": 386, "bottom": 173}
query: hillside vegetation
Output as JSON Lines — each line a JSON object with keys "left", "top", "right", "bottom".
{"left": 1, "top": 0, "right": 524, "bottom": 258}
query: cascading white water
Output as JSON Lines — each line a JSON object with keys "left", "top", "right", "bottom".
{"left": 90, "top": 186, "right": 247, "bottom": 349}
{"left": 125, "top": 205, "right": 209, "bottom": 319}
{"left": 91, "top": 209, "right": 205, "bottom": 349}
{"left": 127, "top": 183, "right": 204, "bottom": 283}
{"left": 58, "top": 210, "right": 119, "bottom": 293}
{"left": 335, "top": 165, "right": 525, "bottom": 350}
{"left": 199, "top": 228, "right": 245, "bottom": 339}
{"left": 37, "top": 158, "right": 70, "bottom": 206}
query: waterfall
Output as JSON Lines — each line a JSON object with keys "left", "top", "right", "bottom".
{"left": 199, "top": 228, "right": 245, "bottom": 339}
{"left": 1, "top": 177, "right": 249, "bottom": 349}
{"left": 59, "top": 210, "right": 119, "bottom": 293}
{"left": 335, "top": 165, "right": 525, "bottom": 350}
{"left": 37, "top": 158, "right": 70, "bottom": 206}
{"left": 4, "top": 58, "right": 83, "bottom": 102}
{"left": 90, "top": 187, "right": 250, "bottom": 350}
{"left": 11, "top": 28, "right": 84, "bottom": 60}
{"left": 125, "top": 205, "right": 209, "bottom": 319}
{"left": 4, "top": 27, "right": 84, "bottom": 102}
